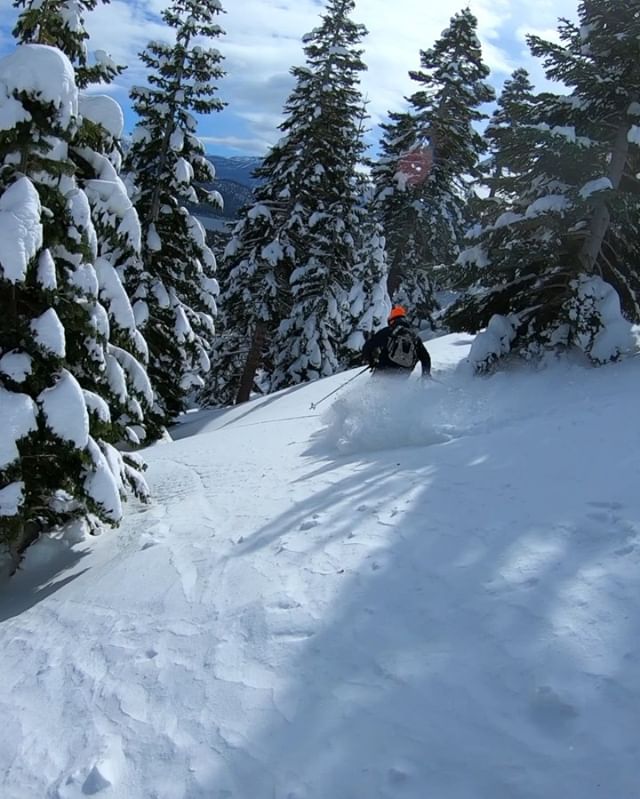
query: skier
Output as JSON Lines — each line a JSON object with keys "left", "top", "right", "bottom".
{"left": 362, "top": 305, "right": 431, "bottom": 377}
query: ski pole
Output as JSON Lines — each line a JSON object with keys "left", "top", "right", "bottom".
{"left": 428, "top": 374, "right": 463, "bottom": 392}
{"left": 310, "top": 366, "right": 370, "bottom": 410}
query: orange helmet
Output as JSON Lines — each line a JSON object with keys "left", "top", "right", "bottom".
{"left": 388, "top": 305, "right": 407, "bottom": 323}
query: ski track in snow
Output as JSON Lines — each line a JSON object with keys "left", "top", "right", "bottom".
{"left": 2, "top": 335, "right": 640, "bottom": 797}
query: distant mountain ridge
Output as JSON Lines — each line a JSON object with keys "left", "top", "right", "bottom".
{"left": 207, "top": 155, "right": 263, "bottom": 188}
{"left": 197, "top": 154, "right": 263, "bottom": 221}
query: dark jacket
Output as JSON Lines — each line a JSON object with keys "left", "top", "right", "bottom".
{"left": 362, "top": 318, "right": 431, "bottom": 376}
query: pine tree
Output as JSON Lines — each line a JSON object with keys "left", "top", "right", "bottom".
{"left": 372, "top": 112, "right": 434, "bottom": 329}
{"left": 0, "top": 45, "right": 140, "bottom": 565}
{"left": 125, "top": 0, "right": 225, "bottom": 434}
{"left": 542, "top": 0, "right": 640, "bottom": 325}
{"left": 13, "top": 1, "right": 153, "bottom": 465}
{"left": 377, "top": 8, "right": 494, "bottom": 328}
{"left": 205, "top": 152, "right": 293, "bottom": 405}
{"left": 268, "top": 0, "right": 372, "bottom": 389}
{"left": 209, "top": 0, "right": 380, "bottom": 402}
{"left": 342, "top": 176, "right": 390, "bottom": 364}
{"left": 447, "top": 2, "right": 639, "bottom": 370}
{"left": 444, "top": 71, "right": 540, "bottom": 336}
{"left": 603, "top": 191, "right": 640, "bottom": 322}
{"left": 482, "top": 68, "right": 536, "bottom": 198}
{"left": 454, "top": 69, "right": 537, "bottom": 294}
{"left": 75, "top": 101, "right": 154, "bottom": 448}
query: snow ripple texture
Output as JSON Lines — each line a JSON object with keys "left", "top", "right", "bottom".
{"left": 1, "top": 335, "right": 640, "bottom": 798}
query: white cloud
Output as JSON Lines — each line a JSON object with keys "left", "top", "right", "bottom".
{"left": 84, "top": 1, "right": 172, "bottom": 86}
{"left": 214, "top": 0, "right": 579, "bottom": 152}
{"left": 1, "top": 0, "right": 580, "bottom": 155}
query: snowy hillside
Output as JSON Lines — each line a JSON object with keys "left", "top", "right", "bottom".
{"left": 2, "top": 333, "right": 640, "bottom": 799}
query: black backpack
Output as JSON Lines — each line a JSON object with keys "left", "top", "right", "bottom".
{"left": 386, "top": 325, "right": 418, "bottom": 368}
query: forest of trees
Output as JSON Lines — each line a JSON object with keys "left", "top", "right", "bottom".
{"left": 2, "top": 0, "right": 640, "bottom": 564}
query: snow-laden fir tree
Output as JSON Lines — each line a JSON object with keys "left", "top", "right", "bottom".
{"left": 208, "top": 0, "right": 382, "bottom": 402}
{"left": 456, "top": 68, "right": 537, "bottom": 273}
{"left": 268, "top": 0, "right": 376, "bottom": 389}
{"left": 555, "top": 0, "right": 640, "bottom": 331}
{"left": 125, "top": 0, "right": 225, "bottom": 434}
{"left": 0, "top": 45, "right": 144, "bottom": 566}
{"left": 603, "top": 188, "right": 640, "bottom": 323}
{"left": 482, "top": 68, "right": 537, "bottom": 199}
{"left": 375, "top": 9, "right": 494, "bottom": 329}
{"left": 342, "top": 174, "right": 390, "bottom": 364}
{"left": 447, "top": 1, "right": 639, "bottom": 371}
{"left": 14, "top": 0, "right": 155, "bottom": 449}
{"left": 203, "top": 149, "right": 294, "bottom": 405}
{"left": 372, "top": 110, "right": 437, "bottom": 329}
{"left": 444, "top": 69, "right": 540, "bottom": 335}
{"left": 407, "top": 7, "right": 494, "bottom": 259}
{"left": 75, "top": 99, "right": 155, "bottom": 448}
{"left": 446, "top": 101, "right": 594, "bottom": 367}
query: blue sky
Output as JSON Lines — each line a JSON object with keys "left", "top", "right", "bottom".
{"left": 0, "top": 0, "right": 579, "bottom": 158}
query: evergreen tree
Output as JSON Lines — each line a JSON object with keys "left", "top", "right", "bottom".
{"left": 447, "top": 2, "right": 639, "bottom": 370}
{"left": 268, "top": 0, "right": 373, "bottom": 389}
{"left": 210, "top": 0, "right": 381, "bottom": 402}
{"left": 372, "top": 111, "right": 436, "bottom": 329}
{"left": 602, "top": 193, "right": 640, "bottom": 323}
{"left": 75, "top": 100, "right": 154, "bottom": 447}
{"left": 0, "top": 45, "right": 141, "bottom": 565}
{"left": 454, "top": 69, "right": 537, "bottom": 289}
{"left": 13, "top": 1, "right": 153, "bottom": 452}
{"left": 481, "top": 68, "right": 536, "bottom": 201}
{"left": 205, "top": 153, "right": 293, "bottom": 405}
{"left": 342, "top": 176, "right": 390, "bottom": 364}
{"left": 125, "top": 0, "right": 225, "bottom": 434}
{"left": 376, "top": 8, "right": 493, "bottom": 328}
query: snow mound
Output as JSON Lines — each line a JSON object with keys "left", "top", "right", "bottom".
{"left": 79, "top": 94, "right": 123, "bottom": 138}
{"left": 0, "top": 482, "right": 24, "bottom": 517}
{"left": 38, "top": 370, "right": 89, "bottom": 448}
{"left": 0, "top": 387, "right": 37, "bottom": 469}
{"left": 0, "top": 44, "right": 77, "bottom": 127}
{"left": 0, "top": 177, "right": 43, "bottom": 284}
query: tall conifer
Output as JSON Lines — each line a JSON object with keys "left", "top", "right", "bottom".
{"left": 0, "top": 45, "right": 140, "bottom": 564}
{"left": 374, "top": 9, "right": 493, "bottom": 328}
{"left": 268, "top": 0, "right": 374, "bottom": 389}
{"left": 447, "top": 2, "right": 640, "bottom": 370}
{"left": 13, "top": 0, "right": 153, "bottom": 450}
{"left": 125, "top": 0, "right": 225, "bottom": 433}
{"left": 211, "top": 0, "right": 382, "bottom": 401}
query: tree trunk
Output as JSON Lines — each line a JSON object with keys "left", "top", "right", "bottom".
{"left": 148, "top": 46, "right": 189, "bottom": 225}
{"left": 579, "top": 122, "right": 631, "bottom": 273}
{"left": 386, "top": 249, "right": 404, "bottom": 297}
{"left": 236, "top": 322, "right": 266, "bottom": 404}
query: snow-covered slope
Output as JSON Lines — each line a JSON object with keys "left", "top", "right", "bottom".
{"left": 2, "top": 333, "right": 640, "bottom": 799}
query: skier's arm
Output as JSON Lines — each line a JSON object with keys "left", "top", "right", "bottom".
{"left": 362, "top": 330, "right": 384, "bottom": 368}
{"left": 416, "top": 339, "right": 431, "bottom": 377}
{"left": 362, "top": 336, "right": 375, "bottom": 367}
